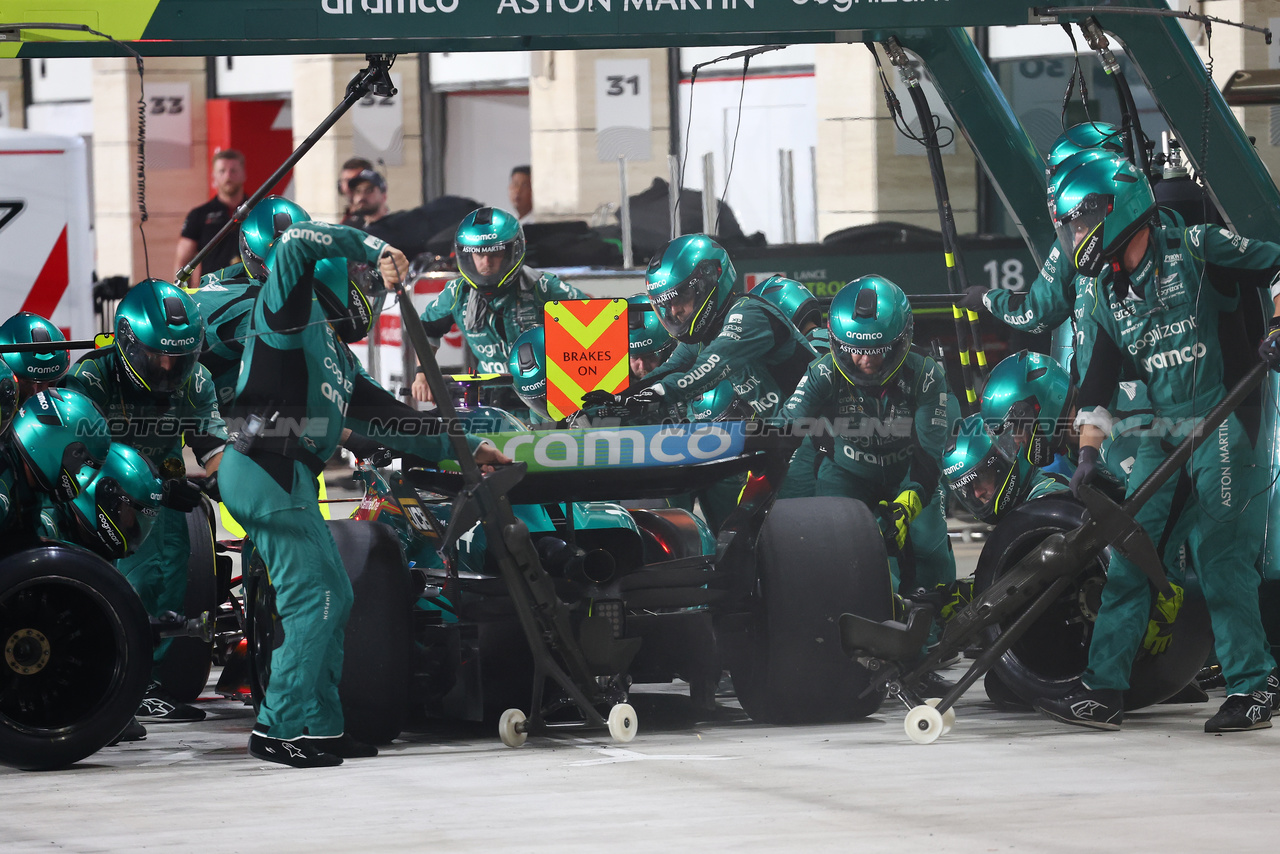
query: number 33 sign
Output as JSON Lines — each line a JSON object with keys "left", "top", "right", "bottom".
{"left": 145, "top": 82, "right": 193, "bottom": 170}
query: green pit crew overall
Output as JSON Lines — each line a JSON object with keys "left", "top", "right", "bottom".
{"left": 1075, "top": 223, "right": 1279, "bottom": 696}
{"left": 63, "top": 350, "right": 227, "bottom": 675}
{"left": 418, "top": 268, "right": 584, "bottom": 373}
{"left": 781, "top": 349, "right": 960, "bottom": 595}
{"left": 649, "top": 295, "right": 816, "bottom": 531}
{"left": 188, "top": 268, "right": 260, "bottom": 413}
{"left": 985, "top": 209, "right": 1185, "bottom": 381}
{"left": 0, "top": 450, "right": 63, "bottom": 556}
{"left": 226, "top": 220, "right": 480, "bottom": 740}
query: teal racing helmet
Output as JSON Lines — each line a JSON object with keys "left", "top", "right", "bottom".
{"left": 749, "top": 276, "right": 822, "bottom": 333}
{"left": 1045, "top": 148, "right": 1129, "bottom": 221}
{"left": 314, "top": 255, "right": 385, "bottom": 344}
{"left": 455, "top": 207, "right": 526, "bottom": 297}
{"left": 981, "top": 350, "right": 1074, "bottom": 468}
{"left": 9, "top": 388, "right": 111, "bottom": 502}
{"left": 646, "top": 234, "right": 737, "bottom": 345}
{"left": 688, "top": 380, "right": 751, "bottom": 422}
{"left": 0, "top": 312, "right": 70, "bottom": 393}
{"left": 66, "top": 443, "right": 163, "bottom": 560}
{"left": 943, "top": 414, "right": 1033, "bottom": 523}
{"left": 0, "top": 360, "right": 17, "bottom": 434}
{"left": 1045, "top": 122, "right": 1124, "bottom": 179}
{"left": 508, "top": 326, "right": 550, "bottom": 422}
{"left": 239, "top": 196, "right": 309, "bottom": 282}
{"left": 627, "top": 294, "right": 675, "bottom": 359}
{"left": 1052, "top": 153, "right": 1156, "bottom": 278}
{"left": 115, "top": 279, "right": 205, "bottom": 395}
{"left": 828, "top": 275, "right": 913, "bottom": 388}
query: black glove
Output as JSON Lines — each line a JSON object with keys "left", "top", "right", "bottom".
{"left": 162, "top": 478, "right": 204, "bottom": 512}
{"left": 1259, "top": 316, "right": 1280, "bottom": 371}
{"left": 1070, "top": 445, "right": 1101, "bottom": 499}
{"left": 959, "top": 286, "right": 990, "bottom": 312}
{"left": 581, "top": 389, "right": 622, "bottom": 407}
{"left": 189, "top": 472, "right": 221, "bottom": 503}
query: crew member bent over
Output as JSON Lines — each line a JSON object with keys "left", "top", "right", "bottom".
{"left": 225, "top": 220, "right": 509, "bottom": 768}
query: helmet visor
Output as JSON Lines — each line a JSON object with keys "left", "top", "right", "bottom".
{"left": 117, "top": 320, "right": 199, "bottom": 394}
{"left": 320, "top": 265, "right": 387, "bottom": 344}
{"left": 0, "top": 374, "right": 16, "bottom": 434}
{"left": 831, "top": 332, "right": 911, "bottom": 388}
{"left": 1054, "top": 193, "right": 1112, "bottom": 277}
{"left": 947, "top": 431, "right": 1020, "bottom": 521}
{"left": 651, "top": 260, "right": 721, "bottom": 342}
{"left": 83, "top": 476, "right": 157, "bottom": 559}
{"left": 458, "top": 242, "right": 522, "bottom": 295}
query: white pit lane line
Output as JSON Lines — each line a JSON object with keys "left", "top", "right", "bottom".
{"left": 563, "top": 736, "right": 740, "bottom": 767}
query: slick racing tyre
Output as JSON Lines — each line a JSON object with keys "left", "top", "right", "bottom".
{"left": 0, "top": 545, "right": 152, "bottom": 771}
{"left": 732, "top": 497, "right": 893, "bottom": 724}
{"left": 330, "top": 520, "right": 413, "bottom": 745}
{"left": 974, "top": 497, "right": 1212, "bottom": 710}
{"left": 245, "top": 523, "right": 413, "bottom": 745}
{"left": 157, "top": 498, "right": 218, "bottom": 702}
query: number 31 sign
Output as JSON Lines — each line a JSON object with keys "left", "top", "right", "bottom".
{"left": 595, "top": 58, "right": 652, "bottom": 163}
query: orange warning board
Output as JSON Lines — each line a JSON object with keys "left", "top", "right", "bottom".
{"left": 545, "top": 299, "right": 630, "bottom": 419}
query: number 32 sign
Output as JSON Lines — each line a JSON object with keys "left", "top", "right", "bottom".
{"left": 595, "top": 58, "right": 652, "bottom": 163}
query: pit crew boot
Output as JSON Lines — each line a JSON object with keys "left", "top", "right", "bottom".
{"left": 249, "top": 728, "right": 343, "bottom": 768}
{"left": 1204, "top": 692, "right": 1273, "bottom": 733}
{"left": 305, "top": 733, "right": 378, "bottom": 758}
{"left": 1035, "top": 687, "right": 1124, "bottom": 731}
{"left": 108, "top": 717, "right": 147, "bottom": 745}
{"left": 136, "top": 682, "right": 206, "bottom": 723}
{"left": 911, "top": 670, "right": 956, "bottom": 699}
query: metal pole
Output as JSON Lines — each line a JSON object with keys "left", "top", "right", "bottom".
{"left": 701, "top": 152, "right": 716, "bottom": 236}
{"left": 619, "top": 156, "right": 633, "bottom": 269}
{"left": 779, "top": 149, "right": 796, "bottom": 244}
{"left": 175, "top": 54, "right": 398, "bottom": 284}
{"left": 810, "top": 145, "right": 819, "bottom": 243}
{"left": 668, "top": 153, "right": 682, "bottom": 239}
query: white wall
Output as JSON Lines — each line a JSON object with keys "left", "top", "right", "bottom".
{"left": 680, "top": 45, "right": 816, "bottom": 75}
{"left": 443, "top": 92, "right": 531, "bottom": 210}
{"left": 676, "top": 73, "right": 817, "bottom": 243}
{"left": 28, "top": 58, "right": 92, "bottom": 103}
{"left": 431, "top": 52, "right": 531, "bottom": 90}
{"left": 214, "top": 55, "right": 299, "bottom": 97}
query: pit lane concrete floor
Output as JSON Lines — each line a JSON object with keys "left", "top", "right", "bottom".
{"left": 6, "top": 547, "right": 1278, "bottom": 852}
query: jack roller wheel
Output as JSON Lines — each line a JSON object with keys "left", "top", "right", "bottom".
{"left": 925, "top": 698, "right": 956, "bottom": 735}
{"left": 498, "top": 708, "right": 528, "bottom": 748}
{"left": 607, "top": 703, "right": 638, "bottom": 743}
{"left": 904, "top": 704, "right": 945, "bottom": 744}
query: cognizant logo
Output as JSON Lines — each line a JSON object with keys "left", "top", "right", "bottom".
{"left": 1126, "top": 317, "right": 1197, "bottom": 354}
{"left": 1141, "top": 342, "right": 1207, "bottom": 372}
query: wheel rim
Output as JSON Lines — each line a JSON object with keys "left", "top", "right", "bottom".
{"left": 0, "top": 577, "right": 128, "bottom": 734}
{"left": 249, "top": 578, "right": 279, "bottom": 702}
{"left": 991, "top": 526, "right": 1108, "bottom": 682}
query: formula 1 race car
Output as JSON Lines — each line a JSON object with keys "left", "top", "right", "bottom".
{"left": 231, "top": 391, "right": 895, "bottom": 746}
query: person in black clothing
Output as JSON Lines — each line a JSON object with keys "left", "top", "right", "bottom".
{"left": 174, "top": 149, "right": 247, "bottom": 279}
{"left": 342, "top": 169, "right": 389, "bottom": 230}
